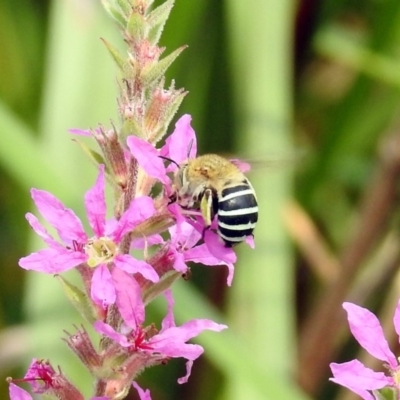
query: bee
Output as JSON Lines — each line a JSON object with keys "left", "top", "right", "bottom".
{"left": 172, "top": 154, "right": 258, "bottom": 247}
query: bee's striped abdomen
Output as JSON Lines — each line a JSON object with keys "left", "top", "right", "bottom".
{"left": 217, "top": 181, "right": 258, "bottom": 247}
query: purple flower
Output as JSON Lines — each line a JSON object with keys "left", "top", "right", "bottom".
{"left": 8, "top": 359, "right": 110, "bottom": 400}
{"left": 126, "top": 114, "right": 196, "bottom": 196}
{"left": 127, "top": 135, "right": 171, "bottom": 186}
{"left": 94, "top": 284, "right": 227, "bottom": 385}
{"left": 132, "top": 382, "right": 152, "bottom": 400}
{"left": 19, "top": 165, "right": 159, "bottom": 307}
{"left": 22, "top": 359, "right": 56, "bottom": 394}
{"left": 166, "top": 212, "right": 236, "bottom": 285}
{"left": 329, "top": 301, "right": 399, "bottom": 399}
{"left": 126, "top": 115, "right": 238, "bottom": 276}
{"left": 159, "top": 114, "right": 197, "bottom": 168}
{"left": 9, "top": 384, "right": 32, "bottom": 400}
{"left": 9, "top": 383, "right": 109, "bottom": 400}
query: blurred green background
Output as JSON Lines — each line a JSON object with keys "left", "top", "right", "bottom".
{"left": 2, "top": 0, "right": 400, "bottom": 399}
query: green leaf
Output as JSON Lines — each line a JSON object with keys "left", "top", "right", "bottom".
{"left": 71, "top": 138, "right": 106, "bottom": 168}
{"left": 116, "top": 0, "right": 132, "bottom": 18}
{"left": 101, "top": 0, "right": 127, "bottom": 27}
{"left": 0, "top": 100, "right": 70, "bottom": 197}
{"left": 143, "top": 271, "right": 181, "bottom": 305}
{"left": 150, "top": 90, "right": 187, "bottom": 144}
{"left": 120, "top": 116, "right": 144, "bottom": 139}
{"left": 101, "top": 38, "right": 126, "bottom": 71}
{"left": 127, "top": 11, "right": 146, "bottom": 41}
{"left": 141, "top": 45, "right": 187, "bottom": 87}
{"left": 147, "top": 0, "right": 175, "bottom": 45}
{"left": 376, "top": 388, "right": 397, "bottom": 400}
{"left": 55, "top": 275, "right": 96, "bottom": 324}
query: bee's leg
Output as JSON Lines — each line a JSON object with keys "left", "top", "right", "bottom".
{"left": 200, "top": 189, "right": 213, "bottom": 227}
{"left": 200, "top": 189, "right": 214, "bottom": 241}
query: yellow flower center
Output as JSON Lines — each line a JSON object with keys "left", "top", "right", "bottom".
{"left": 84, "top": 237, "right": 118, "bottom": 268}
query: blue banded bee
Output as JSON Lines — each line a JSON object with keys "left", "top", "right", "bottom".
{"left": 172, "top": 154, "right": 258, "bottom": 247}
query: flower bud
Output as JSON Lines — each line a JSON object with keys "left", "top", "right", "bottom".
{"left": 8, "top": 359, "right": 84, "bottom": 400}
{"left": 63, "top": 326, "right": 103, "bottom": 375}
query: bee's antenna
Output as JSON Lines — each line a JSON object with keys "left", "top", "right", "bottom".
{"left": 159, "top": 155, "right": 180, "bottom": 168}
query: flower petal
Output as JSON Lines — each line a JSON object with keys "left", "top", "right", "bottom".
{"left": 169, "top": 220, "right": 201, "bottom": 248}
{"left": 24, "top": 359, "right": 56, "bottom": 394}
{"left": 393, "top": 299, "right": 400, "bottom": 340}
{"left": 330, "top": 360, "right": 392, "bottom": 400}
{"left": 91, "top": 265, "right": 116, "bottom": 308}
{"left": 85, "top": 165, "right": 106, "bottom": 237}
{"left": 19, "top": 248, "right": 86, "bottom": 273}
{"left": 93, "top": 321, "right": 130, "bottom": 347}
{"left": 185, "top": 244, "right": 228, "bottom": 266}
{"left": 150, "top": 338, "right": 204, "bottom": 361}
{"left": 343, "top": 302, "right": 397, "bottom": 368}
{"left": 149, "top": 319, "right": 227, "bottom": 360}
{"left": 25, "top": 213, "right": 60, "bottom": 248}
{"left": 203, "top": 231, "right": 236, "bottom": 285}
{"left": 204, "top": 230, "right": 236, "bottom": 264}
{"left": 31, "top": 189, "right": 86, "bottom": 244}
{"left": 229, "top": 159, "right": 251, "bottom": 173}
{"left": 111, "top": 196, "right": 156, "bottom": 242}
{"left": 167, "top": 203, "right": 187, "bottom": 228}
{"left": 161, "top": 290, "right": 175, "bottom": 330}
{"left": 245, "top": 235, "right": 255, "bottom": 248}
{"left": 68, "top": 128, "right": 91, "bottom": 136}
{"left": 170, "top": 319, "right": 228, "bottom": 342}
{"left": 160, "top": 114, "right": 197, "bottom": 167}
{"left": 9, "top": 383, "right": 32, "bottom": 400}
{"left": 127, "top": 136, "right": 169, "bottom": 184}
{"left": 115, "top": 254, "right": 159, "bottom": 283}
{"left": 132, "top": 382, "right": 152, "bottom": 400}
{"left": 177, "top": 360, "right": 194, "bottom": 384}
{"left": 112, "top": 267, "right": 144, "bottom": 329}
{"left": 184, "top": 244, "right": 235, "bottom": 285}
{"left": 172, "top": 250, "right": 188, "bottom": 273}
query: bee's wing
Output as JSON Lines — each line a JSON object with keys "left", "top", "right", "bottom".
{"left": 229, "top": 152, "right": 305, "bottom": 173}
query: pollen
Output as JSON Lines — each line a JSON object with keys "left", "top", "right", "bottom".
{"left": 84, "top": 237, "right": 118, "bottom": 268}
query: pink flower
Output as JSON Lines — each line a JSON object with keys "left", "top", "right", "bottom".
{"left": 159, "top": 114, "right": 197, "bottom": 168}
{"left": 19, "top": 165, "right": 159, "bottom": 307}
{"left": 9, "top": 383, "right": 109, "bottom": 400}
{"left": 126, "top": 114, "right": 196, "bottom": 193}
{"left": 9, "top": 384, "right": 32, "bottom": 400}
{"left": 166, "top": 211, "right": 236, "bottom": 285}
{"left": 132, "top": 382, "right": 152, "bottom": 400}
{"left": 94, "top": 283, "right": 227, "bottom": 386}
{"left": 127, "top": 115, "right": 238, "bottom": 274}
{"left": 8, "top": 359, "right": 110, "bottom": 400}
{"left": 329, "top": 301, "right": 399, "bottom": 399}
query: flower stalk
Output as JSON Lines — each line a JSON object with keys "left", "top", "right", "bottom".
{"left": 8, "top": 1, "right": 248, "bottom": 399}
